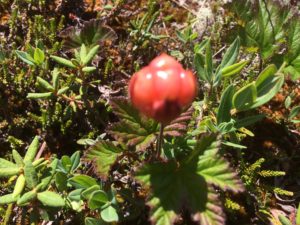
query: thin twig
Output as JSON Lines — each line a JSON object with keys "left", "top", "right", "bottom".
{"left": 35, "top": 141, "right": 47, "bottom": 160}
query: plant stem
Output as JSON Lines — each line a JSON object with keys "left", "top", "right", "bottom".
{"left": 156, "top": 124, "right": 164, "bottom": 159}
{"left": 3, "top": 203, "right": 13, "bottom": 225}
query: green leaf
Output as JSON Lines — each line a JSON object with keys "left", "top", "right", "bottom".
{"left": 252, "top": 68, "right": 284, "bottom": 109}
{"left": 0, "top": 158, "right": 18, "bottom": 168}
{"left": 50, "top": 55, "right": 76, "bottom": 68}
{"left": 0, "top": 167, "right": 20, "bottom": 177}
{"left": 12, "top": 150, "right": 24, "bottom": 167}
{"left": 81, "top": 185, "right": 101, "bottom": 200}
{"left": 285, "top": 16, "right": 300, "bottom": 62}
{"left": 61, "top": 155, "right": 72, "bottom": 173}
{"left": 83, "top": 141, "right": 122, "bottom": 179}
{"left": 24, "top": 136, "right": 39, "bottom": 163}
{"left": 15, "top": 50, "right": 35, "bottom": 65}
{"left": 59, "top": 20, "right": 117, "bottom": 49}
{"left": 283, "top": 65, "right": 300, "bottom": 81}
{"left": 52, "top": 68, "right": 60, "bottom": 90}
{"left": 68, "top": 189, "right": 84, "bottom": 201}
{"left": 55, "top": 172, "right": 68, "bottom": 192}
{"left": 235, "top": 114, "right": 265, "bottom": 128}
{"left": 37, "top": 159, "right": 58, "bottom": 191}
{"left": 37, "top": 191, "right": 65, "bottom": 207}
{"left": 33, "top": 48, "right": 45, "bottom": 65}
{"left": 135, "top": 135, "right": 240, "bottom": 225}
{"left": 101, "top": 205, "right": 119, "bottom": 223}
{"left": 27, "top": 92, "right": 53, "bottom": 99}
{"left": 205, "top": 40, "right": 213, "bottom": 82}
{"left": 219, "top": 37, "right": 240, "bottom": 69}
{"left": 194, "top": 53, "right": 209, "bottom": 83}
{"left": 12, "top": 174, "right": 26, "bottom": 198}
{"left": 255, "top": 64, "right": 277, "bottom": 96}
{"left": 221, "top": 60, "right": 248, "bottom": 77}
{"left": 17, "top": 190, "right": 37, "bottom": 206}
{"left": 296, "top": 203, "right": 300, "bottom": 225}
{"left": 82, "top": 66, "right": 97, "bottom": 73}
{"left": 232, "top": 82, "right": 257, "bottom": 111}
{"left": 222, "top": 141, "right": 247, "bottom": 149}
{"left": 196, "top": 138, "right": 244, "bottom": 191}
{"left": 88, "top": 190, "right": 108, "bottom": 210}
{"left": 217, "top": 85, "right": 234, "bottom": 124}
{"left": 80, "top": 44, "right": 87, "bottom": 61}
{"left": 57, "top": 87, "right": 69, "bottom": 95}
{"left": 108, "top": 97, "right": 158, "bottom": 151}
{"left": 0, "top": 194, "right": 17, "bottom": 205}
{"left": 24, "top": 162, "right": 38, "bottom": 189}
{"left": 278, "top": 215, "right": 292, "bottom": 225}
{"left": 70, "top": 151, "right": 81, "bottom": 172}
{"left": 289, "top": 106, "right": 300, "bottom": 119}
{"left": 82, "top": 45, "right": 99, "bottom": 65}
{"left": 37, "top": 77, "right": 54, "bottom": 91}
{"left": 85, "top": 217, "right": 106, "bottom": 225}
{"left": 68, "top": 175, "right": 98, "bottom": 189}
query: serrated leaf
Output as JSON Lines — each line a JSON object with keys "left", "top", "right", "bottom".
{"left": 285, "top": 16, "right": 300, "bottom": 63}
{"left": 24, "top": 136, "right": 39, "bottom": 163}
{"left": 37, "top": 191, "right": 65, "bottom": 207}
{"left": 50, "top": 55, "right": 76, "bottom": 68}
{"left": 217, "top": 85, "right": 234, "bottom": 124}
{"left": 135, "top": 134, "right": 241, "bottom": 225}
{"left": 196, "top": 136, "right": 244, "bottom": 192}
{"left": 233, "top": 82, "right": 257, "bottom": 111}
{"left": 83, "top": 141, "right": 122, "bottom": 179}
{"left": 59, "top": 19, "right": 117, "bottom": 49}
{"left": 109, "top": 97, "right": 158, "bottom": 151}
{"left": 15, "top": 50, "right": 35, "bottom": 65}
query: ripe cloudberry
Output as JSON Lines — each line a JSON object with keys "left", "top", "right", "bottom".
{"left": 128, "top": 53, "right": 197, "bottom": 124}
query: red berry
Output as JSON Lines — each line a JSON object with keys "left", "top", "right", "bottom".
{"left": 129, "top": 53, "right": 197, "bottom": 124}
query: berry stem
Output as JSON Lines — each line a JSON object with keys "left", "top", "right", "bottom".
{"left": 156, "top": 123, "right": 165, "bottom": 159}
